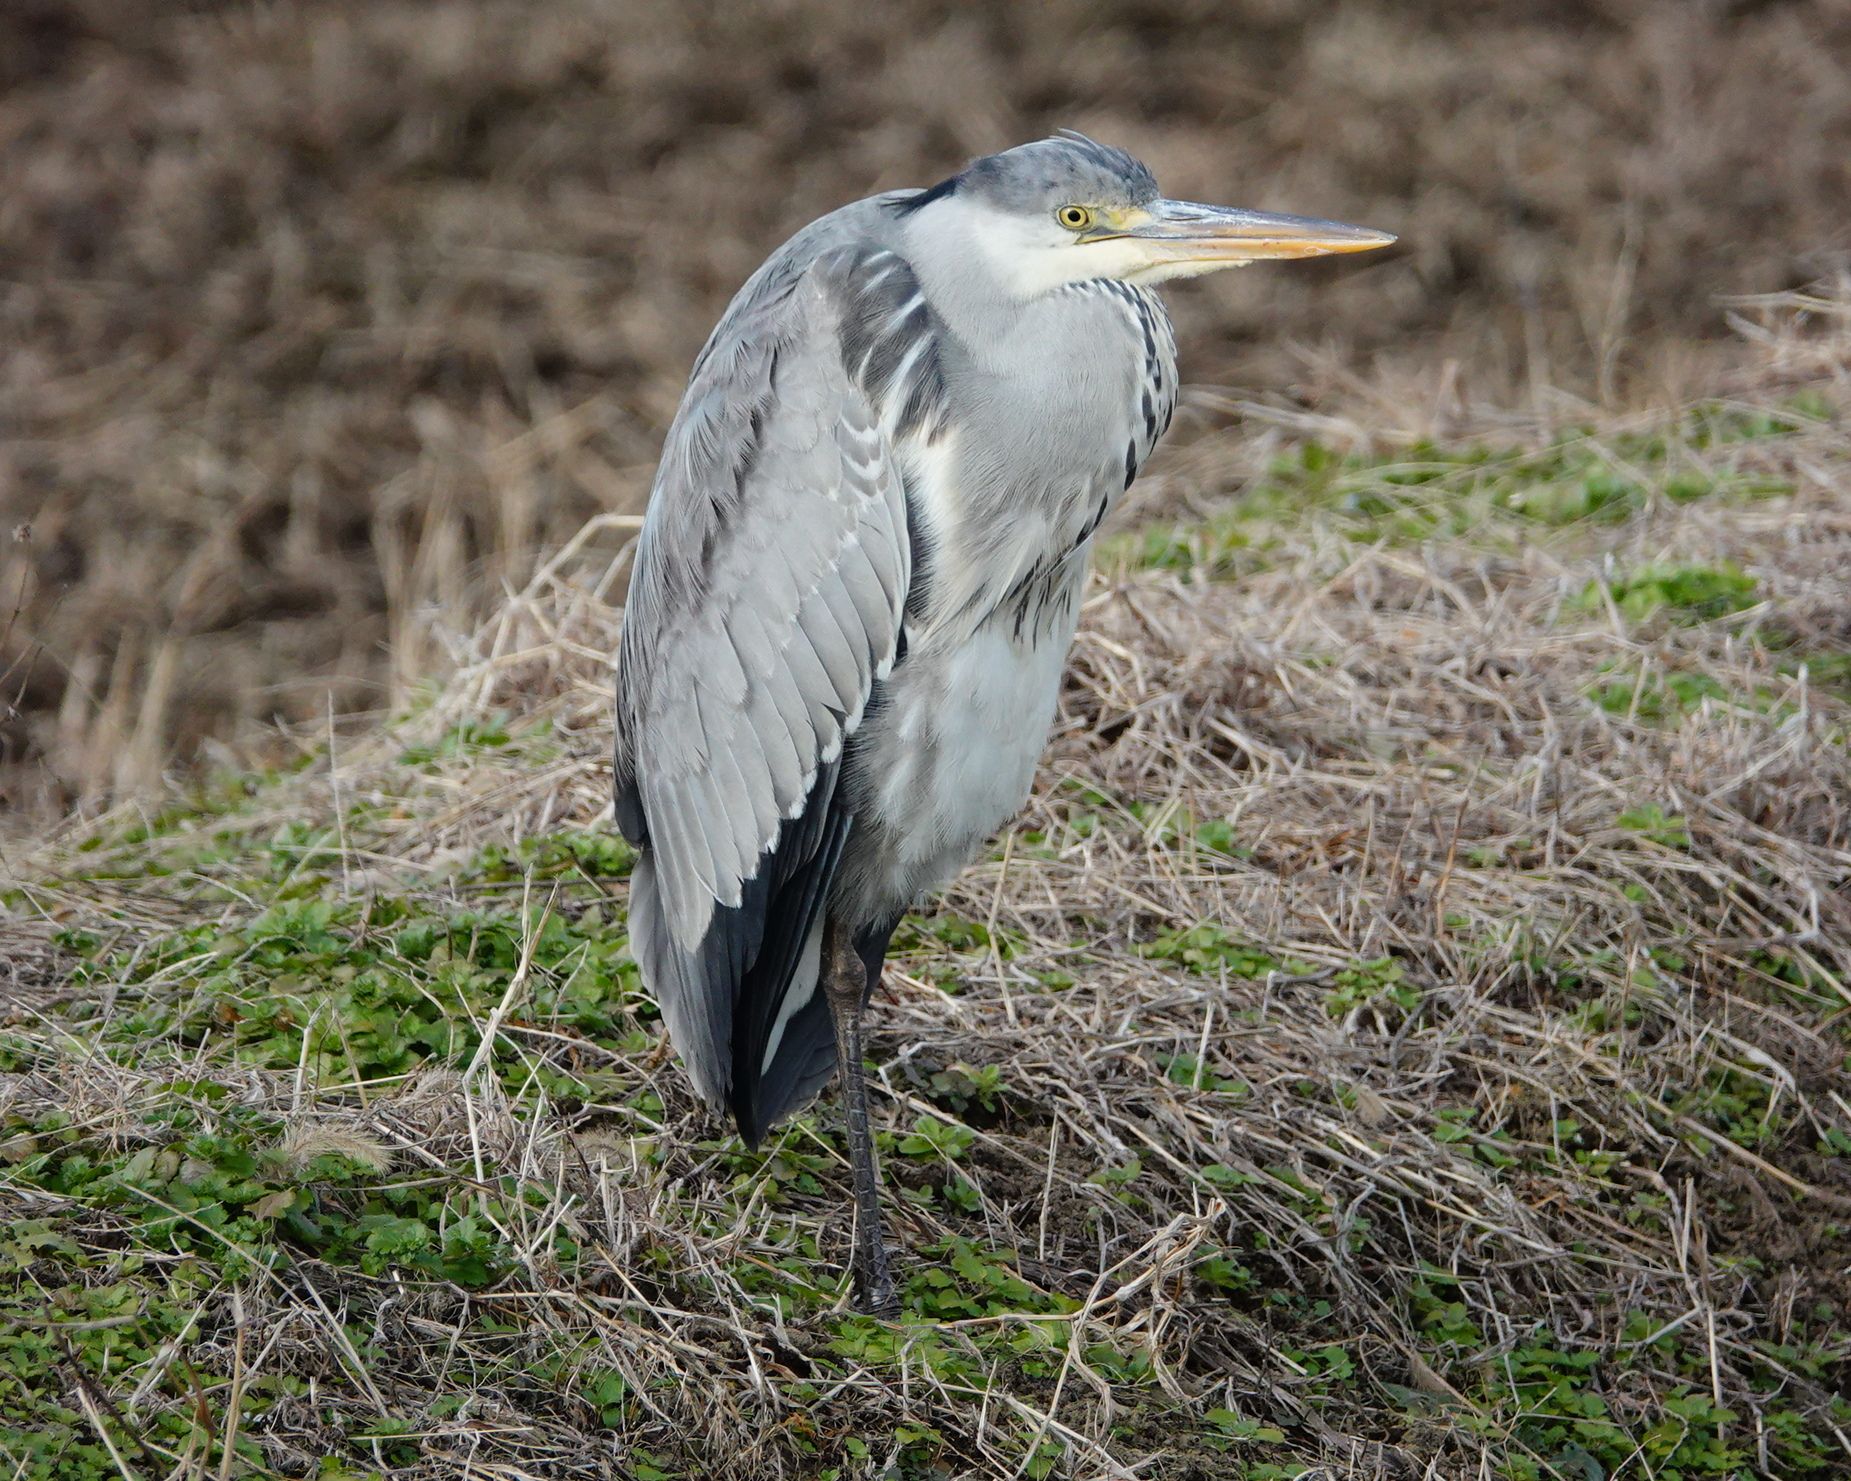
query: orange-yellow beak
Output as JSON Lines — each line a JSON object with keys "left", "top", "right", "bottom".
{"left": 1113, "top": 198, "right": 1396, "bottom": 264}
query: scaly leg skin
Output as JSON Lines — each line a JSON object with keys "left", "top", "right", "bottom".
{"left": 822, "top": 917, "right": 900, "bottom": 1318}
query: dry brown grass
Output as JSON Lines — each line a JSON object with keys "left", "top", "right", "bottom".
{"left": 5, "top": 0, "right": 1851, "bottom": 820}
{"left": 3, "top": 286, "right": 1845, "bottom": 1477}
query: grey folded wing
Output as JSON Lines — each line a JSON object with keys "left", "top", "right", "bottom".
{"left": 613, "top": 244, "right": 917, "bottom": 1113}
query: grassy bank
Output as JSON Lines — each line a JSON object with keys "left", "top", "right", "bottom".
{"left": 4, "top": 300, "right": 1851, "bottom": 1478}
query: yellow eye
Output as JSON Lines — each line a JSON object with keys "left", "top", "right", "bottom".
{"left": 1056, "top": 205, "right": 1094, "bottom": 231}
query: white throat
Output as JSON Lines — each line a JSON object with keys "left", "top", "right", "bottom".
{"left": 899, "top": 192, "right": 1241, "bottom": 343}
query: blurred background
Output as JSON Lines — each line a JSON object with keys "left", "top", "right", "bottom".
{"left": 2, "top": 0, "right": 1848, "bottom": 825}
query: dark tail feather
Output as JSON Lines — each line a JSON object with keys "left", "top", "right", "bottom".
{"left": 743, "top": 971, "right": 839, "bottom": 1144}
{"left": 628, "top": 754, "right": 854, "bottom": 1145}
{"left": 729, "top": 796, "right": 852, "bottom": 1144}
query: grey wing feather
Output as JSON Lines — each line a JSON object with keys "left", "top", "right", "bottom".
{"left": 614, "top": 243, "right": 915, "bottom": 1109}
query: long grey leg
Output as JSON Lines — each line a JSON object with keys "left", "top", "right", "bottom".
{"left": 822, "top": 915, "right": 898, "bottom": 1317}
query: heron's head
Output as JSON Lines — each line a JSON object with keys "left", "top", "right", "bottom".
{"left": 894, "top": 132, "right": 1394, "bottom": 298}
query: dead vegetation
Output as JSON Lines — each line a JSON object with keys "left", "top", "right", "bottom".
{"left": 2, "top": 287, "right": 1847, "bottom": 1477}
{"left": 5, "top": 0, "right": 1851, "bottom": 817}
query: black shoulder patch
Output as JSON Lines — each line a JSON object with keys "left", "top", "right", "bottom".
{"left": 887, "top": 172, "right": 961, "bottom": 216}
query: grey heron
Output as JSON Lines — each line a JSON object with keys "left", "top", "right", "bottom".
{"left": 613, "top": 134, "right": 1392, "bottom": 1313}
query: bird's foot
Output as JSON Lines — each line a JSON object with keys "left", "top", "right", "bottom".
{"left": 852, "top": 1244, "right": 902, "bottom": 1318}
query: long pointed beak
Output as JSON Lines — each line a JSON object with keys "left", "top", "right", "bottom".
{"left": 1121, "top": 198, "right": 1396, "bottom": 264}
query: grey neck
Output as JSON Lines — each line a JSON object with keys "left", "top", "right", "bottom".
{"left": 897, "top": 202, "right": 1038, "bottom": 371}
